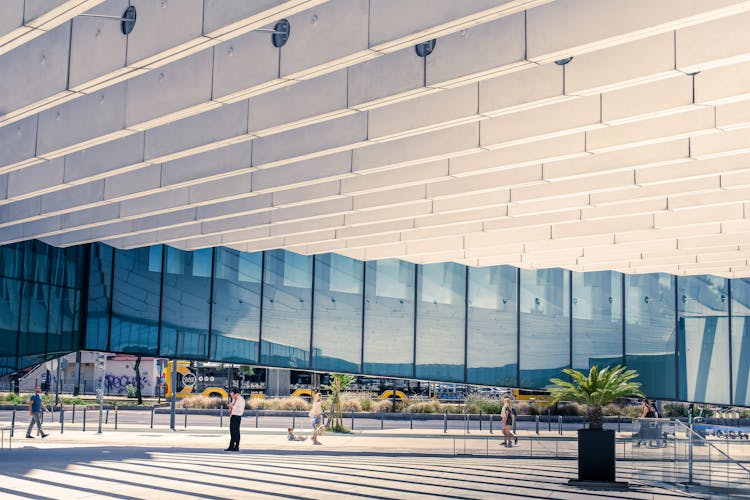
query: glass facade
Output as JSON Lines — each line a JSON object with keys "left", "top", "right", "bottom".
{"left": 0, "top": 239, "right": 744, "bottom": 405}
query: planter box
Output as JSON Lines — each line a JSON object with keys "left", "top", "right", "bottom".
{"left": 577, "top": 429, "right": 615, "bottom": 482}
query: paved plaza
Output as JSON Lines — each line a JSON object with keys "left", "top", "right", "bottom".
{"left": 0, "top": 428, "right": 700, "bottom": 499}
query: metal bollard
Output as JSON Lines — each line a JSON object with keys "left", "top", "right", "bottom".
{"left": 292, "top": 410, "right": 296, "bottom": 429}
{"left": 219, "top": 407, "right": 223, "bottom": 428}
{"left": 150, "top": 407, "right": 154, "bottom": 429}
{"left": 489, "top": 413, "right": 493, "bottom": 434}
{"left": 10, "top": 410, "right": 15, "bottom": 438}
{"left": 255, "top": 410, "right": 259, "bottom": 428}
{"left": 465, "top": 413, "right": 470, "bottom": 434}
{"left": 479, "top": 411, "right": 482, "bottom": 431}
{"left": 184, "top": 407, "right": 187, "bottom": 429}
{"left": 558, "top": 415, "right": 563, "bottom": 435}
{"left": 51, "top": 405, "right": 55, "bottom": 423}
{"left": 381, "top": 414, "right": 384, "bottom": 430}
{"left": 105, "top": 408, "right": 109, "bottom": 424}
{"left": 444, "top": 410, "right": 448, "bottom": 433}
{"left": 548, "top": 409, "right": 552, "bottom": 432}
{"left": 83, "top": 406, "right": 87, "bottom": 431}
{"left": 617, "top": 415, "right": 621, "bottom": 433}
{"left": 72, "top": 404, "right": 76, "bottom": 424}
{"left": 60, "top": 407, "right": 64, "bottom": 434}
{"left": 410, "top": 411, "right": 413, "bottom": 430}
{"left": 351, "top": 411, "right": 354, "bottom": 431}
{"left": 535, "top": 415, "right": 539, "bottom": 434}
{"left": 115, "top": 407, "right": 118, "bottom": 430}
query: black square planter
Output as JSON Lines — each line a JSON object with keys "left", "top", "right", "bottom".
{"left": 577, "top": 429, "right": 615, "bottom": 482}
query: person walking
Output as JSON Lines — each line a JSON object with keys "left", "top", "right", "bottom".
{"left": 225, "top": 387, "right": 245, "bottom": 451}
{"left": 26, "top": 386, "right": 49, "bottom": 439}
{"left": 500, "top": 396, "right": 517, "bottom": 448}
{"left": 309, "top": 393, "right": 324, "bottom": 445}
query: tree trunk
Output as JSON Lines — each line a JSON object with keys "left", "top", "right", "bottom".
{"left": 134, "top": 356, "right": 143, "bottom": 405}
{"left": 588, "top": 405, "right": 604, "bottom": 431}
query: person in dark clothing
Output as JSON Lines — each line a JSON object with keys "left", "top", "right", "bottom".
{"left": 225, "top": 387, "right": 245, "bottom": 451}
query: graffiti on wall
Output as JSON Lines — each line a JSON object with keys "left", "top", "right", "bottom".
{"left": 105, "top": 373, "right": 151, "bottom": 390}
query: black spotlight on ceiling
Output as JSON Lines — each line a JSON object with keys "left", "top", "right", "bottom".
{"left": 555, "top": 57, "right": 573, "bottom": 66}
{"left": 415, "top": 39, "right": 436, "bottom": 57}
{"left": 78, "top": 6, "right": 137, "bottom": 35}
{"left": 272, "top": 19, "right": 290, "bottom": 48}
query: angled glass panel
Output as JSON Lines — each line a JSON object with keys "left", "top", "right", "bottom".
{"left": 520, "top": 269, "right": 570, "bottom": 388}
{"left": 0, "top": 242, "right": 22, "bottom": 279}
{"left": 467, "top": 266, "right": 517, "bottom": 386}
{"left": 261, "top": 250, "right": 313, "bottom": 368}
{"left": 161, "top": 247, "right": 211, "bottom": 359}
{"left": 363, "top": 259, "right": 415, "bottom": 378}
{"left": 18, "top": 281, "right": 49, "bottom": 366}
{"left": 572, "top": 271, "right": 623, "bottom": 371}
{"left": 110, "top": 246, "right": 161, "bottom": 355}
{"left": 23, "top": 240, "right": 50, "bottom": 283}
{"left": 625, "top": 273, "right": 676, "bottom": 400}
{"left": 0, "top": 277, "right": 21, "bottom": 374}
{"left": 64, "top": 246, "right": 84, "bottom": 289}
{"left": 45, "top": 285, "right": 63, "bottom": 354}
{"left": 50, "top": 247, "right": 66, "bottom": 287}
{"left": 210, "top": 248, "right": 261, "bottom": 364}
{"left": 60, "top": 287, "right": 78, "bottom": 353}
{"left": 415, "top": 263, "right": 465, "bottom": 382}
{"left": 677, "top": 275, "right": 729, "bottom": 404}
{"left": 312, "top": 254, "right": 363, "bottom": 373}
{"left": 85, "top": 243, "right": 113, "bottom": 351}
{"left": 732, "top": 278, "right": 750, "bottom": 406}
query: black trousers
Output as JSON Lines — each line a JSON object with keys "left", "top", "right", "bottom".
{"left": 229, "top": 415, "right": 241, "bottom": 449}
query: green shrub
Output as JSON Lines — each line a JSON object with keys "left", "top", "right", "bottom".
{"left": 179, "top": 395, "right": 226, "bottom": 409}
{"left": 663, "top": 403, "right": 688, "bottom": 417}
{"left": 407, "top": 401, "right": 442, "bottom": 413}
{"left": 125, "top": 384, "right": 137, "bottom": 398}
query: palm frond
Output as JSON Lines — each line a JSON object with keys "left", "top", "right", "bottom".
{"left": 548, "top": 364, "right": 644, "bottom": 408}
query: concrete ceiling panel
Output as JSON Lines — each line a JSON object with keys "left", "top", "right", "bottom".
{"left": 36, "top": 83, "right": 127, "bottom": 157}
{"left": 368, "top": 84, "right": 478, "bottom": 140}
{"left": 126, "top": 0, "right": 204, "bottom": 66}
{"left": 160, "top": 141, "right": 252, "bottom": 188}
{"left": 677, "top": 11, "right": 750, "bottom": 72}
{"left": 479, "top": 62, "right": 564, "bottom": 116}
{"left": 196, "top": 193, "right": 272, "bottom": 221}
{"left": 272, "top": 180, "right": 340, "bottom": 207}
{"left": 426, "top": 12, "right": 526, "bottom": 88}
{"left": 690, "top": 127, "right": 750, "bottom": 158}
{"left": 68, "top": 0, "right": 128, "bottom": 89}
{"left": 211, "top": 30, "right": 281, "bottom": 101}
{"left": 7, "top": 157, "right": 64, "bottom": 198}
{"left": 63, "top": 132, "right": 145, "bottom": 184}
{"left": 601, "top": 75, "right": 694, "bottom": 124}
{"left": 0, "top": 23, "right": 70, "bottom": 116}
{"left": 280, "top": 0, "right": 371, "bottom": 79}
{"left": 40, "top": 179, "right": 103, "bottom": 214}
{"left": 189, "top": 172, "right": 253, "bottom": 205}
{"left": 248, "top": 69, "right": 348, "bottom": 134}
{"left": 341, "top": 159, "right": 448, "bottom": 194}
{"left": 24, "top": 1, "right": 68, "bottom": 23}
{"left": 104, "top": 163, "right": 162, "bottom": 201}
{"left": 61, "top": 202, "right": 119, "bottom": 229}
{"left": 0, "top": 115, "right": 39, "bottom": 170}
{"left": 119, "top": 187, "right": 190, "bottom": 218}
{"left": 251, "top": 151, "right": 351, "bottom": 192}
{"left": 145, "top": 101, "right": 248, "bottom": 161}
{"left": 347, "top": 47, "right": 425, "bottom": 109}
{"left": 125, "top": 49, "right": 213, "bottom": 128}
{"left": 0, "top": 1, "right": 24, "bottom": 39}
{"left": 694, "top": 60, "right": 750, "bottom": 104}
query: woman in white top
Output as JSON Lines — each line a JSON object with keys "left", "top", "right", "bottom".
{"left": 500, "top": 396, "right": 517, "bottom": 448}
{"left": 309, "top": 393, "right": 324, "bottom": 445}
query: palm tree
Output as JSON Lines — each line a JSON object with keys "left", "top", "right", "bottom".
{"left": 549, "top": 365, "right": 643, "bottom": 430}
{"left": 324, "top": 373, "right": 355, "bottom": 433}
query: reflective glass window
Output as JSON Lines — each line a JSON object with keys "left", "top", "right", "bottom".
{"left": 415, "top": 263, "right": 465, "bottom": 382}
{"left": 0, "top": 277, "right": 21, "bottom": 374}
{"left": 110, "top": 246, "right": 161, "bottom": 355}
{"left": 260, "top": 250, "right": 313, "bottom": 368}
{"left": 520, "top": 269, "right": 570, "bottom": 388}
{"left": 50, "top": 247, "right": 66, "bottom": 287}
{"left": 572, "top": 271, "right": 623, "bottom": 370}
{"left": 18, "top": 281, "right": 49, "bottom": 365}
{"left": 732, "top": 278, "right": 750, "bottom": 406}
{"left": 0, "top": 243, "right": 21, "bottom": 279}
{"left": 23, "top": 240, "right": 49, "bottom": 282}
{"left": 677, "top": 275, "right": 729, "bottom": 404}
{"left": 161, "top": 247, "right": 211, "bottom": 359}
{"left": 61, "top": 288, "right": 78, "bottom": 352}
{"left": 85, "top": 243, "right": 113, "bottom": 351}
{"left": 625, "top": 273, "right": 676, "bottom": 400}
{"left": 467, "top": 266, "right": 517, "bottom": 386}
{"left": 64, "top": 246, "right": 84, "bottom": 288}
{"left": 312, "top": 254, "right": 363, "bottom": 373}
{"left": 363, "top": 259, "right": 415, "bottom": 377}
{"left": 46, "top": 285, "right": 63, "bottom": 354}
{"left": 211, "top": 248, "right": 261, "bottom": 363}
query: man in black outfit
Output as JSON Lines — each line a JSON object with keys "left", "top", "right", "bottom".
{"left": 225, "top": 387, "right": 245, "bottom": 451}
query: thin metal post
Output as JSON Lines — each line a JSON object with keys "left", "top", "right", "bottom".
{"left": 105, "top": 408, "right": 109, "bottom": 424}
{"left": 150, "top": 407, "right": 154, "bottom": 429}
{"left": 72, "top": 404, "right": 76, "bottom": 424}
{"left": 184, "top": 407, "right": 187, "bottom": 429}
{"left": 83, "top": 406, "right": 87, "bottom": 431}
{"left": 535, "top": 415, "right": 539, "bottom": 434}
{"left": 444, "top": 410, "right": 448, "bottom": 433}
{"left": 219, "top": 407, "right": 223, "bottom": 428}
{"left": 10, "top": 410, "right": 15, "bottom": 437}
{"left": 255, "top": 410, "right": 259, "bottom": 428}
{"left": 548, "top": 409, "right": 551, "bottom": 432}
{"left": 479, "top": 411, "right": 482, "bottom": 431}
{"left": 351, "top": 411, "right": 354, "bottom": 431}
{"left": 381, "top": 414, "right": 384, "bottom": 430}
{"left": 489, "top": 413, "right": 493, "bottom": 434}
{"left": 115, "top": 406, "right": 118, "bottom": 430}
{"left": 465, "top": 413, "right": 469, "bottom": 434}
{"left": 558, "top": 416, "right": 562, "bottom": 435}
{"left": 688, "top": 415, "right": 695, "bottom": 485}
{"left": 617, "top": 415, "right": 621, "bottom": 433}
{"left": 410, "top": 411, "right": 413, "bottom": 430}
{"left": 60, "top": 407, "right": 64, "bottom": 434}
{"left": 169, "top": 359, "right": 176, "bottom": 431}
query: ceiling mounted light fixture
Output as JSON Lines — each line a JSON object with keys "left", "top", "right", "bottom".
{"left": 415, "top": 39, "right": 436, "bottom": 57}
{"left": 555, "top": 57, "right": 573, "bottom": 66}
{"left": 78, "top": 6, "right": 137, "bottom": 35}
